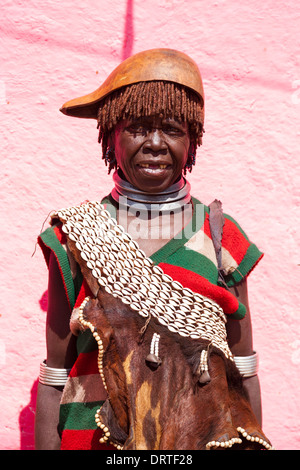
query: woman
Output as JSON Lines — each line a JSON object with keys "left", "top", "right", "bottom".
{"left": 35, "top": 49, "right": 268, "bottom": 450}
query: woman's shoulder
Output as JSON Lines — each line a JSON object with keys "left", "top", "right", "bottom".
{"left": 191, "top": 197, "right": 264, "bottom": 287}
{"left": 220, "top": 208, "right": 264, "bottom": 286}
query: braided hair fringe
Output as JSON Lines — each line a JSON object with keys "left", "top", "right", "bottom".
{"left": 97, "top": 81, "right": 204, "bottom": 173}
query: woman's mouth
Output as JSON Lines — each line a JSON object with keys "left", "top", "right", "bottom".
{"left": 138, "top": 163, "right": 169, "bottom": 170}
{"left": 136, "top": 163, "right": 172, "bottom": 178}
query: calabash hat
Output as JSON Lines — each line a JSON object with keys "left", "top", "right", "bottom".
{"left": 60, "top": 48, "right": 204, "bottom": 119}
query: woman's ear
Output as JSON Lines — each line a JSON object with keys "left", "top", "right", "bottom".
{"left": 104, "top": 131, "right": 118, "bottom": 174}
{"left": 184, "top": 142, "right": 197, "bottom": 174}
{"left": 108, "top": 131, "right": 115, "bottom": 149}
{"left": 188, "top": 141, "right": 197, "bottom": 156}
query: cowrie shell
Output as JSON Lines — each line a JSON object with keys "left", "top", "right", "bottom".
{"left": 193, "top": 294, "right": 204, "bottom": 303}
{"left": 130, "top": 302, "right": 140, "bottom": 311}
{"left": 113, "top": 282, "right": 123, "bottom": 291}
{"left": 143, "top": 258, "right": 153, "bottom": 267}
{"left": 62, "top": 224, "right": 70, "bottom": 234}
{"left": 75, "top": 241, "right": 83, "bottom": 250}
{"left": 87, "top": 260, "right": 96, "bottom": 270}
{"left": 98, "top": 277, "right": 108, "bottom": 287}
{"left": 190, "top": 333, "right": 201, "bottom": 339}
{"left": 159, "top": 291, "right": 170, "bottom": 301}
{"left": 107, "top": 275, "right": 116, "bottom": 284}
{"left": 139, "top": 309, "right": 149, "bottom": 318}
{"left": 171, "top": 281, "right": 182, "bottom": 290}
{"left": 129, "top": 240, "right": 139, "bottom": 250}
{"left": 81, "top": 251, "right": 89, "bottom": 261}
{"left": 164, "top": 305, "right": 175, "bottom": 315}
{"left": 105, "top": 285, "right": 113, "bottom": 294}
{"left": 100, "top": 209, "right": 110, "bottom": 218}
{"left": 68, "top": 232, "right": 78, "bottom": 241}
{"left": 121, "top": 233, "right": 132, "bottom": 243}
{"left": 154, "top": 305, "right": 165, "bottom": 315}
{"left": 122, "top": 296, "right": 131, "bottom": 305}
{"left": 92, "top": 268, "right": 101, "bottom": 278}
{"left": 181, "top": 296, "right": 193, "bottom": 305}
{"left": 136, "top": 249, "right": 146, "bottom": 259}
{"left": 152, "top": 265, "right": 164, "bottom": 275}
{"left": 151, "top": 273, "right": 162, "bottom": 283}
{"left": 133, "top": 259, "right": 144, "bottom": 268}
{"left": 158, "top": 317, "right": 169, "bottom": 326}
{"left": 122, "top": 287, "right": 133, "bottom": 296}
{"left": 168, "top": 324, "right": 178, "bottom": 333}
{"left": 177, "top": 330, "right": 189, "bottom": 338}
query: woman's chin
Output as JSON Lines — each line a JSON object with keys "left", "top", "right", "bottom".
{"left": 129, "top": 166, "right": 179, "bottom": 193}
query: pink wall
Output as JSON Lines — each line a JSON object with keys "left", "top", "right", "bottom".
{"left": 1, "top": 0, "right": 299, "bottom": 450}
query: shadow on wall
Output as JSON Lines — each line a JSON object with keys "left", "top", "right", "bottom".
{"left": 39, "top": 290, "right": 48, "bottom": 312}
{"left": 19, "top": 380, "right": 38, "bottom": 450}
{"left": 19, "top": 291, "right": 48, "bottom": 450}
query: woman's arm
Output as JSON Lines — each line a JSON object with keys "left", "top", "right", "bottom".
{"left": 35, "top": 252, "right": 78, "bottom": 450}
{"left": 226, "top": 279, "right": 262, "bottom": 425}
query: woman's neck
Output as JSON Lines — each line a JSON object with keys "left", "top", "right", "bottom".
{"left": 110, "top": 169, "right": 191, "bottom": 213}
{"left": 109, "top": 170, "right": 193, "bottom": 257}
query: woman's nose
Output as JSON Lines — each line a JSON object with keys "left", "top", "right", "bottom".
{"left": 143, "top": 129, "right": 167, "bottom": 154}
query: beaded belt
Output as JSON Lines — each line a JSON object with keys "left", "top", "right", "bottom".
{"left": 56, "top": 201, "right": 233, "bottom": 362}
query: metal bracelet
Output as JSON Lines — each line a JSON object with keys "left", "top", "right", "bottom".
{"left": 39, "top": 360, "right": 71, "bottom": 386}
{"left": 233, "top": 351, "right": 259, "bottom": 378}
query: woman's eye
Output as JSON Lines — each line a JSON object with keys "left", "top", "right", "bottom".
{"left": 127, "top": 125, "right": 147, "bottom": 133}
{"left": 163, "top": 126, "right": 183, "bottom": 135}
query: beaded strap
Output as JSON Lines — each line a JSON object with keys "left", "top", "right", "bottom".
{"left": 56, "top": 200, "right": 233, "bottom": 362}
{"left": 78, "top": 296, "right": 123, "bottom": 450}
{"left": 205, "top": 427, "right": 274, "bottom": 450}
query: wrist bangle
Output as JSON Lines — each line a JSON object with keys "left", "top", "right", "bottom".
{"left": 233, "top": 351, "right": 259, "bottom": 378}
{"left": 39, "top": 360, "right": 71, "bottom": 386}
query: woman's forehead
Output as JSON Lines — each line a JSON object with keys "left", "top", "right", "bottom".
{"left": 118, "top": 115, "right": 188, "bottom": 128}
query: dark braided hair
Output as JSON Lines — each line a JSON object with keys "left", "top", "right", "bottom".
{"left": 97, "top": 80, "right": 204, "bottom": 174}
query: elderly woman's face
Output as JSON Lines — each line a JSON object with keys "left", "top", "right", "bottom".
{"left": 113, "top": 115, "right": 190, "bottom": 192}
